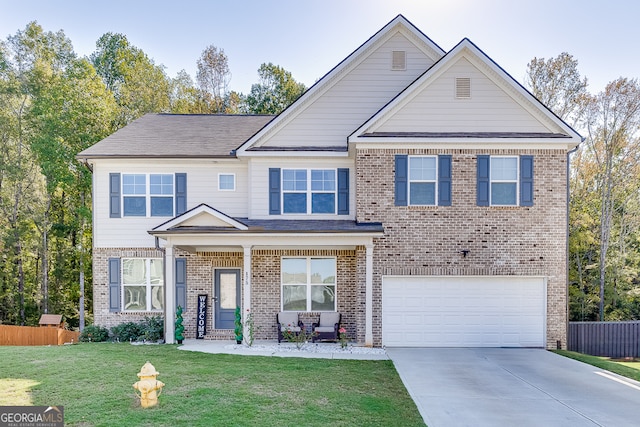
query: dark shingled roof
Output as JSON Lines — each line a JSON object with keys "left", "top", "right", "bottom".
{"left": 153, "top": 219, "right": 384, "bottom": 235}
{"left": 77, "top": 114, "right": 275, "bottom": 158}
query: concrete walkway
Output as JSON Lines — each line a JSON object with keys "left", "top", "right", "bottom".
{"left": 177, "top": 339, "right": 389, "bottom": 360}
{"left": 387, "top": 348, "right": 640, "bottom": 427}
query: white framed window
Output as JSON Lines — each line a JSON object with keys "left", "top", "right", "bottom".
{"left": 122, "top": 173, "right": 174, "bottom": 217}
{"left": 409, "top": 156, "right": 437, "bottom": 205}
{"left": 281, "top": 257, "right": 336, "bottom": 312}
{"left": 122, "top": 258, "right": 164, "bottom": 312}
{"left": 490, "top": 156, "right": 518, "bottom": 205}
{"left": 218, "top": 173, "right": 236, "bottom": 191}
{"left": 282, "top": 169, "right": 336, "bottom": 214}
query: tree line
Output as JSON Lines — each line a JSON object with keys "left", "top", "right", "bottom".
{"left": 1, "top": 21, "right": 638, "bottom": 329}
{"left": 0, "top": 22, "right": 306, "bottom": 328}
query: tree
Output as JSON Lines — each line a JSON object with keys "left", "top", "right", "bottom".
{"left": 91, "top": 33, "right": 171, "bottom": 127}
{"left": 196, "top": 45, "right": 231, "bottom": 113}
{"left": 582, "top": 78, "right": 640, "bottom": 320}
{"left": 245, "top": 63, "right": 306, "bottom": 114}
{"left": 526, "top": 52, "right": 588, "bottom": 126}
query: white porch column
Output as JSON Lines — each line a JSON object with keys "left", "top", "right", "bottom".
{"left": 164, "top": 245, "right": 176, "bottom": 344}
{"left": 243, "top": 245, "right": 252, "bottom": 339}
{"left": 365, "top": 243, "right": 374, "bottom": 346}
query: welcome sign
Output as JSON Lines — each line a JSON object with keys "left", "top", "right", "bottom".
{"left": 197, "top": 294, "right": 207, "bottom": 339}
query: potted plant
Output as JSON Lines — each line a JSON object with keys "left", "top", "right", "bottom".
{"left": 175, "top": 306, "right": 185, "bottom": 344}
{"left": 234, "top": 306, "right": 243, "bottom": 344}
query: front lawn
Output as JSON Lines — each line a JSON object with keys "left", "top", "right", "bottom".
{"left": 0, "top": 343, "right": 424, "bottom": 427}
{"left": 554, "top": 350, "right": 640, "bottom": 382}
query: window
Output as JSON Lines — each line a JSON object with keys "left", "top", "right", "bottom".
{"left": 476, "top": 155, "right": 534, "bottom": 207}
{"left": 281, "top": 257, "right": 336, "bottom": 312}
{"left": 218, "top": 173, "right": 235, "bottom": 191}
{"left": 122, "top": 258, "right": 164, "bottom": 312}
{"left": 409, "top": 156, "right": 437, "bottom": 205}
{"left": 490, "top": 156, "right": 518, "bottom": 205}
{"left": 282, "top": 169, "right": 336, "bottom": 214}
{"left": 123, "top": 174, "right": 146, "bottom": 216}
{"left": 122, "top": 173, "right": 174, "bottom": 217}
{"left": 395, "top": 155, "right": 451, "bottom": 206}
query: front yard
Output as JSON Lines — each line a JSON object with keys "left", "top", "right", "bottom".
{"left": 555, "top": 350, "right": 640, "bottom": 382}
{"left": 0, "top": 343, "right": 424, "bottom": 426}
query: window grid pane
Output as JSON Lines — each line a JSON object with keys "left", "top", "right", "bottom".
{"left": 150, "top": 174, "right": 173, "bottom": 195}
{"left": 123, "top": 174, "right": 146, "bottom": 195}
{"left": 283, "top": 169, "right": 307, "bottom": 191}
{"left": 219, "top": 174, "right": 235, "bottom": 190}
{"left": 409, "top": 157, "right": 436, "bottom": 181}
{"left": 409, "top": 182, "right": 436, "bottom": 205}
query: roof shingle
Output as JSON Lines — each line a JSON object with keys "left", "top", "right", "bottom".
{"left": 77, "top": 114, "right": 275, "bottom": 158}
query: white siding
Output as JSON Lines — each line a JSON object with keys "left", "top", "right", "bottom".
{"left": 376, "top": 57, "right": 552, "bottom": 134}
{"left": 248, "top": 157, "right": 355, "bottom": 219}
{"left": 260, "top": 32, "right": 437, "bottom": 147}
{"left": 93, "top": 159, "right": 249, "bottom": 248}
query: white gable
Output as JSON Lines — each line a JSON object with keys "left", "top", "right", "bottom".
{"left": 152, "top": 204, "right": 248, "bottom": 232}
{"left": 349, "top": 39, "right": 582, "bottom": 148}
{"left": 237, "top": 15, "right": 445, "bottom": 155}
{"left": 374, "top": 56, "right": 552, "bottom": 133}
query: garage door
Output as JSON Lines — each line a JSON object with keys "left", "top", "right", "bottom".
{"left": 382, "top": 276, "right": 545, "bottom": 347}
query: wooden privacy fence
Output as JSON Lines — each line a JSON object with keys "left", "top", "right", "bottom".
{"left": 568, "top": 321, "right": 640, "bottom": 358}
{"left": 0, "top": 325, "right": 80, "bottom": 346}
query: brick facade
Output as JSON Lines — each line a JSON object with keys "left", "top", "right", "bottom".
{"left": 93, "top": 148, "right": 569, "bottom": 349}
{"left": 93, "top": 248, "right": 360, "bottom": 342}
{"left": 356, "top": 148, "right": 569, "bottom": 348}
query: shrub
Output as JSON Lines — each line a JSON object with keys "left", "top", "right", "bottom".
{"left": 140, "top": 316, "right": 164, "bottom": 342}
{"left": 111, "top": 322, "right": 143, "bottom": 342}
{"left": 79, "top": 324, "right": 110, "bottom": 342}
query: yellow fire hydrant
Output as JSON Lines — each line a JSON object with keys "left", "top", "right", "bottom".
{"left": 133, "top": 361, "right": 165, "bottom": 408}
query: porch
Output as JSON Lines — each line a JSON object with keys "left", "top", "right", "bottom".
{"left": 148, "top": 206, "right": 383, "bottom": 345}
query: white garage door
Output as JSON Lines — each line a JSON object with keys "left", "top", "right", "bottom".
{"left": 382, "top": 276, "right": 546, "bottom": 347}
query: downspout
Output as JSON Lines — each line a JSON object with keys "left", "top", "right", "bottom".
{"left": 565, "top": 143, "right": 581, "bottom": 350}
{"left": 155, "top": 236, "right": 169, "bottom": 342}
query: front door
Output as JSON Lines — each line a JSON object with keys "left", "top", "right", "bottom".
{"left": 214, "top": 269, "right": 241, "bottom": 329}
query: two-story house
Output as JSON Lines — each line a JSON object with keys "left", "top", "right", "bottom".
{"left": 77, "top": 15, "right": 581, "bottom": 348}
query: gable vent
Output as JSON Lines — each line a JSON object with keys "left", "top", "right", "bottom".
{"left": 456, "top": 77, "right": 471, "bottom": 98}
{"left": 392, "top": 50, "right": 406, "bottom": 71}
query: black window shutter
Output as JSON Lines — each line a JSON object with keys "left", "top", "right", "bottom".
{"left": 269, "top": 168, "right": 281, "bottom": 215}
{"left": 108, "top": 258, "right": 121, "bottom": 312}
{"left": 395, "top": 155, "right": 408, "bottom": 206}
{"left": 520, "top": 155, "right": 534, "bottom": 206}
{"left": 175, "top": 258, "right": 187, "bottom": 310}
{"left": 438, "top": 155, "right": 452, "bottom": 206}
{"left": 175, "top": 173, "right": 187, "bottom": 215}
{"left": 109, "top": 173, "right": 121, "bottom": 218}
{"left": 477, "top": 155, "right": 490, "bottom": 206}
{"left": 337, "top": 168, "right": 349, "bottom": 215}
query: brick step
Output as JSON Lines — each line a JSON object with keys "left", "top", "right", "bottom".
{"left": 204, "top": 330, "right": 235, "bottom": 340}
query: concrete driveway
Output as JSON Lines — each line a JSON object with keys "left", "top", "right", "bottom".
{"left": 387, "top": 348, "right": 640, "bottom": 427}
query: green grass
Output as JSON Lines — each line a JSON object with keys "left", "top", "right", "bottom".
{"left": 553, "top": 350, "right": 640, "bottom": 382}
{"left": 0, "top": 343, "right": 424, "bottom": 427}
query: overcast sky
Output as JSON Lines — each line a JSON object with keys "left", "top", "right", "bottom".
{"left": 1, "top": 0, "right": 637, "bottom": 95}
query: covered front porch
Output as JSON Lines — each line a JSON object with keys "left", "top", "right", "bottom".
{"left": 149, "top": 205, "right": 383, "bottom": 345}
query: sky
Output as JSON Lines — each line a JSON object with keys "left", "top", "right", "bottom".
{"left": 0, "top": 0, "right": 637, "bottom": 95}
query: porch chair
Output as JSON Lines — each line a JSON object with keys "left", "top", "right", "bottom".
{"left": 277, "top": 312, "right": 304, "bottom": 343}
{"left": 312, "top": 312, "right": 341, "bottom": 343}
